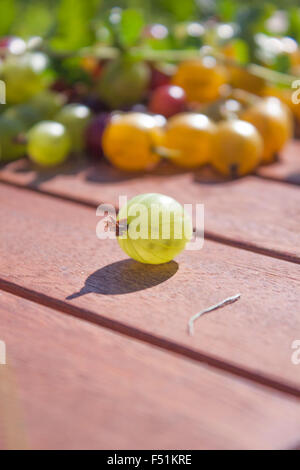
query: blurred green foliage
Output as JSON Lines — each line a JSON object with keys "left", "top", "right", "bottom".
{"left": 1, "top": 0, "right": 300, "bottom": 52}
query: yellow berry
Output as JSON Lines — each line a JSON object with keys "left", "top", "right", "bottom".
{"left": 241, "top": 97, "right": 293, "bottom": 163}
{"left": 162, "top": 113, "right": 216, "bottom": 168}
{"left": 102, "top": 112, "right": 163, "bottom": 171}
{"left": 172, "top": 57, "right": 228, "bottom": 104}
{"left": 263, "top": 86, "right": 300, "bottom": 124}
{"left": 228, "top": 66, "right": 266, "bottom": 95}
{"left": 211, "top": 119, "right": 263, "bottom": 177}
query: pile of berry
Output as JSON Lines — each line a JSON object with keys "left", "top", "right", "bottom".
{"left": 0, "top": 32, "right": 298, "bottom": 179}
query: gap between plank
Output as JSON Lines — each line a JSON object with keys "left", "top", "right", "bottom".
{"left": 203, "top": 231, "right": 300, "bottom": 265}
{"left": 1, "top": 277, "right": 300, "bottom": 400}
{"left": 289, "top": 441, "right": 300, "bottom": 450}
{"left": 0, "top": 178, "right": 299, "bottom": 266}
{"left": 256, "top": 173, "right": 300, "bottom": 188}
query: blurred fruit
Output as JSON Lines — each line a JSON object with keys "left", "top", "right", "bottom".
{"left": 86, "top": 112, "right": 110, "bottom": 158}
{"left": 211, "top": 120, "right": 263, "bottom": 177}
{"left": 172, "top": 57, "right": 228, "bottom": 104}
{"left": 162, "top": 113, "right": 216, "bottom": 168}
{"left": 0, "top": 52, "right": 48, "bottom": 104}
{"left": 51, "top": 79, "right": 88, "bottom": 104}
{"left": 3, "top": 91, "right": 66, "bottom": 130}
{"left": 78, "top": 94, "right": 108, "bottom": 113}
{"left": 27, "top": 121, "right": 71, "bottom": 167}
{"left": 228, "top": 66, "right": 266, "bottom": 95}
{"left": 202, "top": 98, "right": 243, "bottom": 122}
{"left": 98, "top": 58, "right": 150, "bottom": 109}
{"left": 221, "top": 42, "right": 236, "bottom": 60}
{"left": 151, "top": 114, "right": 167, "bottom": 147}
{"left": 149, "top": 66, "right": 171, "bottom": 90}
{"left": 241, "top": 97, "right": 293, "bottom": 163}
{"left": 263, "top": 86, "right": 300, "bottom": 126}
{"left": 81, "top": 56, "right": 102, "bottom": 79}
{"left": 130, "top": 103, "right": 148, "bottom": 113}
{"left": 149, "top": 85, "right": 186, "bottom": 118}
{"left": 55, "top": 103, "right": 92, "bottom": 152}
{"left": 51, "top": 78, "right": 69, "bottom": 94}
{"left": 227, "top": 88, "right": 259, "bottom": 108}
{"left": 290, "top": 47, "right": 300, "bottom": 67}
{"left": 117, "top": 193, "right": 193, "bottom": 264}
{"left": 3, "top": 103, "right": 42, "bottom": 129}
{"left": 31, "top": 91, "right": 66, "bottom": 120}
{"left": 102, "top": 112, "right": 163, "bottom": 171}
{"left": 0, "top": 115, "right": 26, "bottom": 162}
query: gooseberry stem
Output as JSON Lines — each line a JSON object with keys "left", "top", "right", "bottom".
{"left": 153, "top": 146, "right": 181, "bottom": 159}
{"left": 94, "top": 46, "right": 298, "bottom": 86}
{"left": 45, "top": 44, "right": 299, "bottom": 86}
{"left": 188, "top": 293, "right": 241, "bottom": 336}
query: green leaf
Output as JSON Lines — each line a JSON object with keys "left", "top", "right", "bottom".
{"left": 158, "top": 0, "right": 196, "bottom": 21}
{"left": 218, "top": 0, "right": 238, "bottom": 22}
{"left": 0, "top": 0, "right": 16, "bottom": 36}
{"left": 233, "top": 39, "right": 249, "bottom": 64}
{"left": 12, "top": 2, "right": 54, "bottom": 38}
{"left": 272, "top": 54, "right": 291, "bottom": 74}
{"left": 288, "top": 7, "right": 300, "bottom": 43}
{"left": 119, "top": 9, "right": 144, "bottom": 48}
{"left": 51, "top": 0, "right": 99, "bottom": 51}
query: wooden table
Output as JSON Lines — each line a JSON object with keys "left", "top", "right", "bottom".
{"left": 0, "top": 140, "right": 299, "bottom": 450}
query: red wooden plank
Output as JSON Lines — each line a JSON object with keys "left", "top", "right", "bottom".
{"left": 1, "top": 289, "right": 300, "bottom": 450}
{"left": 257, "top": 140, "right": 300, "bottom": 185}
{"left": 0, "top": 183, "right": 300, "bottom": 393}
{"left": 1, "top": 154, "right": 299, "bottom": 263}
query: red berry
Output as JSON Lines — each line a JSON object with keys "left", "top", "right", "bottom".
{"left": 149, "top": 85, "right": 186, "bottom": 118}
{"left": 149, "top": 67, "right": 170, "bottom": 90}
{"left": 85, "top": 113, "right": 110, "bottom": 158}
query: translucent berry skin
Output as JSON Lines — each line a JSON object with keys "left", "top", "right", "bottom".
{"left": 172, "top": 58, "right": 228, "bottom": 104}
{"left": 27, "top": 121, "right": 71, "bottom": 167}
{"left": 162, "top": 113, "right": 216, "bottom": 168}
{"left": 31, "top": 91, "right": 66, "bottom": 120}
{"left": 117, "top": 193, "right": 193, "bottom": 265}
{"left": 55, "top": 103, "right": 92, "bottom": 152}
{"left": 98, "top": 59, "right": 150, "bottom": 109}
{"left": 263, "top": 86, "right": 300, "bottom": 127}
{"left": 4, "top": 104, "right": 42, "bottom": 129}
{"left": 241, "top": 97, "right": 293, "bottom": 163}
{"left": 0, "top": 115, "right": 26, "bottom": 162}
{"left": 0, "top": 52, "right": 48, "bottom": 104}
{"left": 3, "top": 92, "right": 66, "bottom": 130}
{"left": 211, "top": 120, "right": 263, "bottom": 177}
{"left": 102, "top": 112, "right": 164, "bottom": 171}
{"left": 149, "top": 85, "right": 186, "bottom": 118}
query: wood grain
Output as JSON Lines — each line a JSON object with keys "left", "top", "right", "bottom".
{"left": 0, "top": 184, "right": 300, "bottom": 393}
{"left": 257, "top": 140, "right": 300, "bottom": 185}
{"left": 1, "top": 289, "right": 300, "bottom": 450}
{"left": 1, "top": 150, "right": 299, "bottom": 263}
